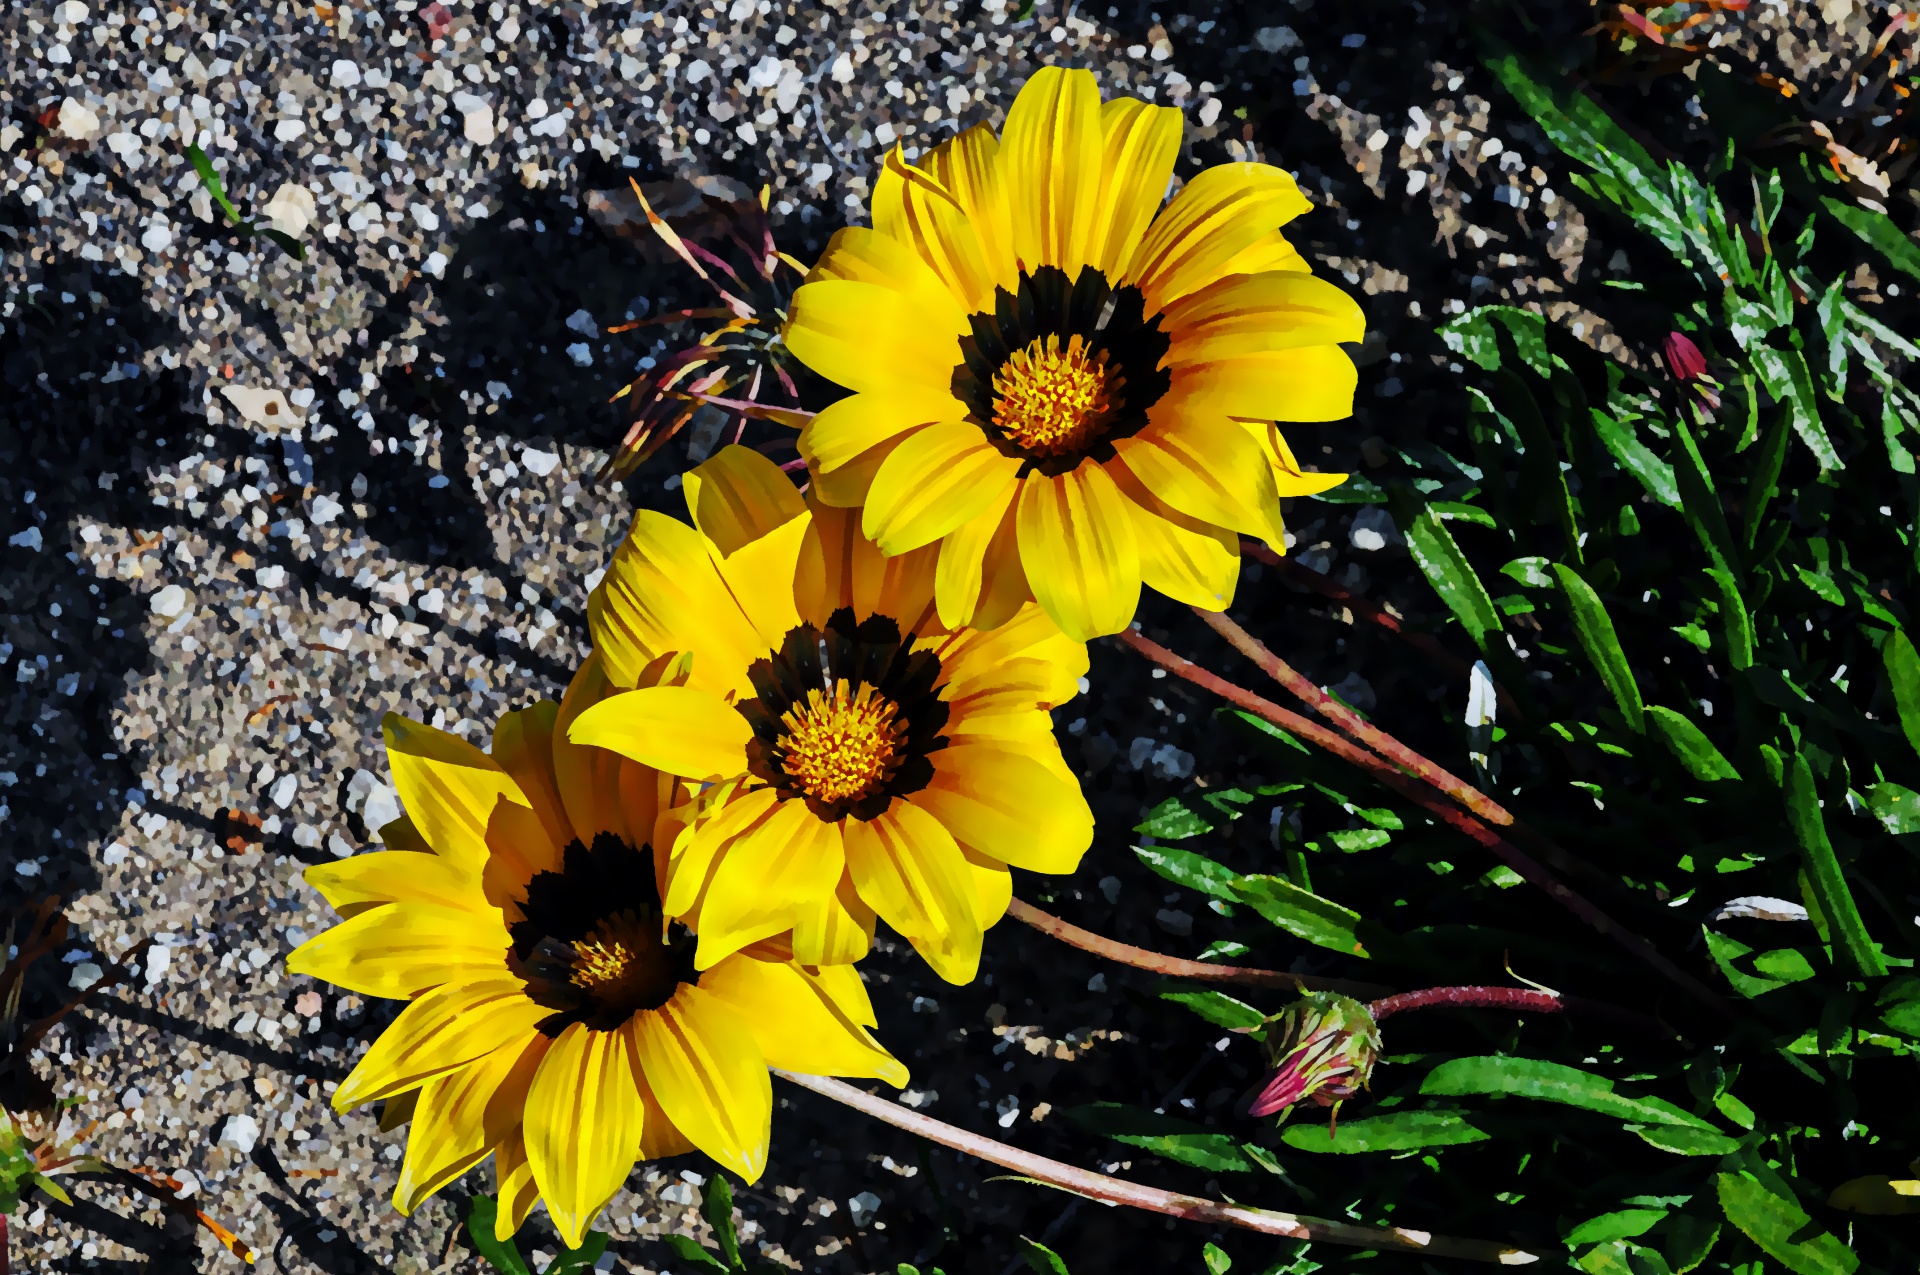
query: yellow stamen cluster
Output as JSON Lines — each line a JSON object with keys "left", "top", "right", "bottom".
{"left": 780, "top": 680, "right": 907, "bottom": 804}
{"left": 991, "top": 333, "right": 1119, "bottom": 457}
{"left": 568, "top": 912, "right": 673, "bottom": 1011}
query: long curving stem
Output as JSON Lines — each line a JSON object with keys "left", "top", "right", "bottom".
{"left": 1113, "top": 629, "right": 1731, "bottom": 1019}
{"left": 1194, "top": 608, "right": 1513, "bottom": 828}
{"left": 775, "top": 1070, "right": 1542, "bottom": 1265}
{"left": 1005, "top": 898, "right": 1391, "bottom": 1000}
{"left": 1368, "top": 985, "right": 1565, "bottom": 1021}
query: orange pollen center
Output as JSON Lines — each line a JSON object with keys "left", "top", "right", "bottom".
{"left": 779, "top": 680, "right": 907, "bottom": 804}
{"left": 567, "top": 912, "right": 667, "bottom": 1005}
{"left": 991, "top": 333, "right": 1120, "bottom": 457}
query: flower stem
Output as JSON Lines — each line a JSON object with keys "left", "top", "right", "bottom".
{"left": 774, "top": 1070, "right": 1541, "bottom": 1265}
{"left": 1194, "top": 607, "right": 1513, "bottom": 828}
{"left": 1005, "top": 898, "right": 1391, "bottom": 1000}
{"left": 1112, "top": 629, "right": 1731, "bottom": 1020}
{"left": 1368, "top": 986, "right": 1566, "bottom": 1021}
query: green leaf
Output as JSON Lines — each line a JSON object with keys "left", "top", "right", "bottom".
{"left": 1552, "top": 564, "right": 1645, "bottom": 733}
{"left": 543, "top": 1232, "right": 611, "bottom": 1274}
{"left": 258, "top": 226, "right": 308, "bottom": 262}
{"left": 1420, "top": 1056, "right": 1718, "bottom": 1129}
{"left": 1717, "top": 1161, "right": 1859, "bottom": 1275}
{"left": 1327, "top": 828, "right": 1391, "bottom": 853}
{"left": 27, "top": 1173, "right": 72, "bottom": 1207}
{"left": 1279, "top": 1108, "right": 1491, "bottom": 1153}
{"left": 1630, "top": 1124, "right": 1742, "bottom": 1156}
{"left": 1395, "top": 501, "right": 1504, "bottom": 652}
{"left": 1704, "top": 928, "right": 1810, "bottom": 999}
{"left": 664, "top": 1234, "right": 733, "bottom": 1274}
{"left": 1644, "top": 706, "right": 1740, "bottom": 781}
{"left": 1573, "top": 1243, "right": 1640, "bottom": 1275}
{"left": 1884, "top": 630, "right": 1920, "bottom": 759}
{"left": 1019, "top": 1237, "right": 1072, "bottom": 1275}
{"left": 1704, "top": 569, "right": 1753, "bottom": 671}
{"left": 463, "top": 1196, "right": 535, "bottom": 1275}
{"left": 1588, "top": 409, "right": 1681, "bottom": 508}
{"left": 1231, "top": 875, "right": 1371, "bottom": 957}
{"left": 1876, "top": 977, "right": 1920, "bottom": 1038}
{"left": 1749, "top": 344, "right": 1841, "bottom": 471}
{"left": 1136, "top": 796, "right": 1217, "bottom": 840}
{"left": 1134, "top": 846, "right": 1241, "bottom": 900}
{"left": 1867, "top": 782, "right": 1920, "bottom": 834}
{"left": 1159, "top": 989, "right": 1266, "bottom": 1033}
{"left": 700, "top": 1174, "right": 742, "bottom": 1271}
{"left": 1669, "top": 418, "right": 1742, "bottom": 578}
{"left": 1785, "top": 753, "right": 1887, "bottom": 978}
{"left": 1565, "top": 1209, "right": 1668, "bottom": 1245}
{"left": 1439, "top": 304, "right": 1552, "bottom": 376}
{"left": 1203, "top": 1242, "right": 1233, "bottom": 1275}
{"left": 1821, "top": 194, "right": 1920, "bottom": 282}
{"left": 1432, "top": 501, "right": 1498, "bottom": 527}
{"left": 1065, "top": 1104, "right": 1258, "bottom": 1173}
{"left": 1657, "top": 1213, "right": 1722, "bottom": 1273}
{"left": 186, "top": 142, "right": 245, "bottom": 227}
{"left": 1501, "top": 556, "right": 1555, "bottom": 588}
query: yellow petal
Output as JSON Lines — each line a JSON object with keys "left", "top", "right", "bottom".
{"left": 1213, "top": 228, "right": 1311, "bottom": 279}
{"left": 912, "top": 743, "right": 1093, "bottom": 874}
{"left": 384, "top": 712, "right": 529, "bottom": 876}
{"left": 801, "top": 386, "right": 964, "bottom": 476}
{"left": 662, "top": 785, "right": 781, "bottom": 921}
{"left": 303, "top": 850, "right": 484, "bottom": 918}
{"left": 493, "top": 1126, "right": 541, "bottom": 1242}
{"left": 936, "top": 601, "right": 1087, "bottom": 708}
{"left": 632, "top": 985, "right": 772, "bottom": 1183}
{"left": 807, "top": 961, "right": 880, "bottom": 1028}
{"left": 964, "top": 846, "right": 1015, "bottom": 929}
{"left": 785, "top": 278, "right": 966, "bottom": 396}
{"left": 708, "top": 501, "right": 810, "bottom": 654}
{"left": 798, "top": 499, "right": 939, "bottom": 631}
{"left": 805, "top": 423, "right": 923, "bottom": 510}
{"left": 873, "top": 146, "right": 996, "bottom": 313}
{"left": 682, "top": 444, "right": 808, "bottom": 556}
{"left": 288, "top": 902, "right": 510, "bottom": 1000}
{"left": 1111, "top": 418, "right": 1286, "bottom": 546}
{"left": 863, "top": 422, "right": 1021, "bottom": 555}
{"left": 698, "top": 954, "right": 908, "bottom": 1086}
{"left": 934, "top": 476, "right": 1019, "bottom": 629}
{"left": 553, "top": 652, "right": 668, "bottom": 853}
{"left": 1086, "top": 96, "right": 1184, "bottom": 279}
{"left": 393, "top": 1032, "right": 547, "bottom": 1216}
{"left": 789, "top": 870, "right": 877, "bottom": 967}
{"left": 972, "top": 496, "right": 1035, "bottom": 631}
{"left": 1172, "top": 345, "right": 1360, "bottom": 424}
{"left": 695, "top": 800, "right": 846, "bottom": 968}
{"left": 489, "top": 701, "right": 571, "bottom": 872}
{"left": 1108, "top": 461, "right": 1240, "bottom": 611}
{"left": 999, "top": 65, "right": 1104, "bottom": 277}
{"left": 1263, "top": 420, "right": 1350, "bottom": 497}
{"left": 1126, "top": 163, "right": 1314, "bottom": 311}
{"left": 589, "top": 510, "right": 764, "bottom": 699}
{"left": 569, "top": 686, "right": 750, "bottom": 782}
{"left": 525, "top": 1023, "right": 646, "bottom": 1249}
{"left": 939, "top": 659, "right": 1065, "bottom": 747}
{"left": 919, "top": 122, "right": 1016, "bottom": 290}
{"left": 844, "top": 801, "right": 983, "bottom": 985}
{"left": 1015, "top": 461, "right": 1142, "bottom": 642}
{"left": 336, "top": 977, "right": 551, "bottom": 1109}
{"left": 1161, "top": 271, "right": 1367, "bottom": 365}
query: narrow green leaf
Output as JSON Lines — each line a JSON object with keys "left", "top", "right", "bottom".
{"left": 1884, "top": 630, "right": 1920, "bottom": 758}
{"left": 1420, "top": 1056, "right": 1718, "bottom": 1130}
{"left": 1134, "top": 846, "right": 1241, "bottom": 900}
{"left": 1866, "top": 782, "right": 1920, "bottom": 834}
{"left": 1588, "top": 408, "right": 1680, "bottom": 508}
{"left": 1066, "top": 1104, "right": 1257, "bottom": 1173}
{"left": 186, "top": 142, "right": 245, "bottom": 226}
{"left": 1821, "top": 194, "right": 1920, "bottom": 282}
{"left": 1658, "top": 1212, "right": 1723, "bottom": 1273}
{"left": 1703, "top": 929, "right": 1812, "bottom": 999}
{"left": 1875, "top": 977, "right": 1920, "bottom": 1038}
{"left": 1644, "top": 706, "right": 1740, "bottom": 781}
{"left": 1231, "top": 875, "right": 1370, "bottom": 957}
{"left": 1019, "top": 1237, "right": 1072, "bottom": 1275}
{"left": 1552, "top": 564, "right": 1645, "bottom": 732}
{"left": 1136, "top": 797, "right": 1218, "bottom": 840}
{"left": 1574, "top": 1242, "right": 1639, "bottom": 1275}
{"left": 1630, "top": 1123, "right": 1742, "bottom": 1156}
{"left": 1669, "top": 417, "right": 1741, "bottom": 579}
{"left": 1785, "top": 753, "right": 1887, "bottom": 978}
{"left": 543, "top": 1233, "right": 611, "bottom": 1274}
{"left": 1749, "top": 344, "right": 1841, "bottom": 471}
{"left": 1203, "top": 1242, "right": 1233, "bottom": 1275}
{"left": 1705, "top": 569, "right": 1753, "bottom": 670}
{"left": 663, "top": 1234, "right": 733, "bottom": 1274}
{"left": 463, "top": 1196, "right": 535, "bottom": 1275}
{"left": 258, "top": 226, "right": 308, "bottom": 262}
{"left": 700, "top": 1175, "right": 742, "bottom": 1271}
{"left": 1279, "top": 1109, "right": 1490, "bottom": 1153}
{"left": 28, "top": 1173, "right": 73, "bottom": 1207}
{"left": 1159, "top": 989, "right": 1266, "bottom": 1033}
{"left": 1565, "top": 1209, "right": 1668, "bottom": 1245}
{"left": 1741, "top": 407, "right": 1793, "bottom": 547}
{"left": 1396, "top": 502, "right": 1503, "bottom": 652}
{"left": 1717, "top": 1161, "right": 1859, "bottom": 1275}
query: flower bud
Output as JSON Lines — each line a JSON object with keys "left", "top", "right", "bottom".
{"left": 1248, "top": 993, "right": 1382, "bottom": 1119}
{"left": 1662, "top": 331, "right": 1709, "bottom": 383}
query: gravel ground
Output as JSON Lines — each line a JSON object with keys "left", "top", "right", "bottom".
{"left": 0, "top": 0, "right": 1897, "bottom": 1271}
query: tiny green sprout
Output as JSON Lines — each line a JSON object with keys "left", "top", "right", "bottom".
{"left": 185, "top": 143, "right": 307, "bottom": 263}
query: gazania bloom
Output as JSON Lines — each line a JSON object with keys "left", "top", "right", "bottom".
{"left": 570, "top": 444, "right": 1092, "bottom": 984}
{"left": 783, "top": 66, "right": 1364, "bottom": 641}
{"left": 287, "top": 665, "right": 905, "bottom": 1249}
{"left": 1247, "top": 993, "right": 1381, "bottom": 1121}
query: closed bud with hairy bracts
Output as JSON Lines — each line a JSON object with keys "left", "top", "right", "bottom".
{"left": 1247, "top": 993, "right": 1382, "bottom": 1120}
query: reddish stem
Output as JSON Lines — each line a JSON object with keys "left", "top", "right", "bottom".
{"left": 1195, "top": 608, "right": 1513, "bottom": 828}
{"left": 1005, "top": 898, "right": 1390, "bottom": 1000}
{"left": 1368, "top": 985, "right": 1565, "bottom": 1021}
{"left": 1113, "top": 629, "right": 1731, "bottom": 1019}
{"left": 776, "top": 1071, "right": 1541, "bottom": 1264}
{"left": 2, "top": 1209, "right": 9, "bottom": 1275}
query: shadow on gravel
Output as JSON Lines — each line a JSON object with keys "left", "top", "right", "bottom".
{"left": 40, "top": 1189, "right": 201, "bottom": 1273}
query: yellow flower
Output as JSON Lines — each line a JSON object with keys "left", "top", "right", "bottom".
{"left": 570, "top": 444, "right": 1092, "bottom": 985}
{"left": 286, "top": 662, "right": 905, "bottom": 1250}
{"left": 782, "top": 66, "right": 1365, "bottom": 641}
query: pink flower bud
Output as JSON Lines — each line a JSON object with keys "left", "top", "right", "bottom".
{"left": 1662, "top": 331, "right": 1708, "bottom": 382}
{"left": 1247, "top": 993, "right": 1382, "bottom": 1120}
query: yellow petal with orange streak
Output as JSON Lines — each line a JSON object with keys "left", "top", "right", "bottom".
{"left": 383, "top": 712, "right": 527, "bottom": 876}
{"left": 568, "top": 686, "right": 751, "bottom": 783}
{"left": 698, "top": 954, "right": 908, "bottom": 1085}
{"left": 524, "top": 1023, "right": 646, "bottom": 1250}
{"left": 393, "top": 1031, "right": 548, "bottom": 1216}
{"left": 336, "top": 976, "right": 551, "bottom": 1110}
{"left": 1014, "top": 462, "right": 1142, "bottom": 642}
{"left": 998, "top": 66, "right": 1104, "bottom": 278}
{"left": 863, "top": 422, "right": 1021, "bottom": 556}
{"left": 287, "top": 902, "right": 509, "bottom": 1001}
{"left": 695, "top": 799, "right": 845, "bottom": 969}
{"left": 1126, "top": 164, "right": 1314, "bottom": 311}
{"left": 844, "top": 800, "right": 983, "bottom": 985}
{"left": 632, "top": 985, "right": 772, "bottom": 1183}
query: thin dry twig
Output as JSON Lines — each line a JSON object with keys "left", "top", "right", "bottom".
{"left": 776, "top": 1071, "right": 1542, "bottom": 1264}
